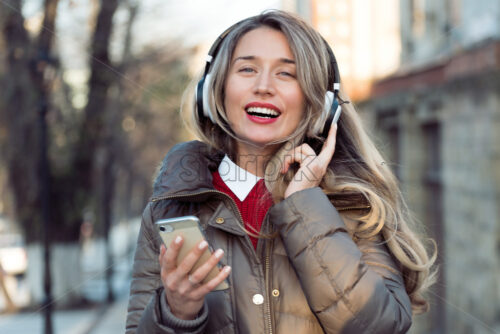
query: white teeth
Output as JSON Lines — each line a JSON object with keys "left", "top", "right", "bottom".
{"left": 246, "top": 107, "right": 280, "bottom": 116}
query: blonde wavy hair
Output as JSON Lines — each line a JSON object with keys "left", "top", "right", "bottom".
{"left": 182, "top": 10, "right": 436, "bottom": 314}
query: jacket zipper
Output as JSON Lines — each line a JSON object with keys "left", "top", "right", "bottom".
{"left": 337, "top": 205, "right": 371, "bottom": 211}
{"left": 264, "top": 239, "right": 273, "bottom": 334}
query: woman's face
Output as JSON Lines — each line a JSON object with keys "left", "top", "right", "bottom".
{"left": 224, "top": 27, "right": 305, "bottom": 154}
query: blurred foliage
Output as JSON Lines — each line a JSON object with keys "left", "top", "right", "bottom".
{"left": 0, "top": 0, "right": 194, "bottom": 243}
{"left": 110, "top": 44, "right": 193, "bottom": 221}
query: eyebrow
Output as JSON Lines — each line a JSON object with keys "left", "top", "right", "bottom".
{"left": 232, "top": 55, "right": 296, "bottom": 65}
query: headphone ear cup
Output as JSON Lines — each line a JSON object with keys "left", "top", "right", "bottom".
{"left": 195, "top": 73, "right": 216, "bottom": 123}
{"left": 202, "top": 73, "right": 215, "bottom": 122}
{"left": 196, "top": 77, "right": 205, "bottom": 120}
{"left": 319, "top": 98, "right": 340, "bottom": 139}
{"left": 311, "top": 91, "right": 335, "bottom": 136}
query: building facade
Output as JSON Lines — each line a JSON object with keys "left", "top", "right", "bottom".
{"left": 358, "top": 1, "right": 500, "bottom": 333}
{"left": 283, "top": 0, "right": 401, "bottom": 101}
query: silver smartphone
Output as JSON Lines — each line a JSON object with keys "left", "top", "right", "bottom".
{"left": 156, "top": 216, "right": 229, "bottom": 290}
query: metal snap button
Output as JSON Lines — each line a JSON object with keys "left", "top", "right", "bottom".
{"left": 252, "top": 294, "right": 264, "bottom": 305}
{"left": 215, "top": 217, "right": 225, "bottom": 224}
{"left": 272, "top": 289, "right": 280, "bottom": 297}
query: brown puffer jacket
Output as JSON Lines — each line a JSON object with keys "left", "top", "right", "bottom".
{"left": 126, "top": 141, "right": 412, "bottom": 334}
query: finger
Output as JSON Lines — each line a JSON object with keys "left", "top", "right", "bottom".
{"left": 176, "top": 273, "right": 202, "bottom": 296}
{"left": 300, "top": 143, "right": 316, "bottom": 157}
{"left": 174, "top": 240, "right": 209, "bottom": 278}
{"left": 281, "top": 145, "right": 316, "bottom": 173}
{"left": 162, "top": 235, "right": 183, "bottom": 272}
{"left": 187, "top": 274, "right": 200, "bottom": 286}
{"left": 187, "top": 248, "right": 225, "bottom": 285}
{"left": 192, "top": 265, "right": 231, "bottom": 300}
{"left": 317, "top": 123, "right": 338, "bottom": 164}
{"left": 159, "top": 244, "right": 168, "bottom": 284}
{"left": 158, "top": 244, "right": 166, "bottom": 263}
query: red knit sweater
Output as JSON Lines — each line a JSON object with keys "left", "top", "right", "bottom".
{"left": 212, "top": 171, "right": 273, "bottom": 249}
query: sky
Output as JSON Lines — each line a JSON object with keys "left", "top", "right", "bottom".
{"left": 132, "top": 0, "right": 282, "bottom": 48}
{"left": 22, "top": 0, "right": 282, "bottom": 70}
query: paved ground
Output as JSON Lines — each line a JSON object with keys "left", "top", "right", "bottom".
{"left": 0, "top": 296, "right": 128, "bottom": 334}
{"left": 0, "top": 219, "right": 140, "bottom": 333}
{"left": 89, "top": 297, "right": 129, "bottom": 334}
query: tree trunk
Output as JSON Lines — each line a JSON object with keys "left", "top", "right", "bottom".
{"left": 47, "top": 0, "right": 119, "bottom": 244}
{"left": 96, "top": 1, "right": 137, "bottom": 303}
{"left": 72, "top": 0, "right": 119, "bottom": 196}
{"left": 2, "top": 0, "right": 41, "bottom": 244}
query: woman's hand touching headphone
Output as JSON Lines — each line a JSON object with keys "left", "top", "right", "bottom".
{"left": 281, "top": 124, "right": 338, "bottom": 198}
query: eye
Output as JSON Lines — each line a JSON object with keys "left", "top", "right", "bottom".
{"left": 278, "top": 71, "right": 296, "bottom": 78}
{"left": 238, "top": 67, "right": 255, "bottom": 73}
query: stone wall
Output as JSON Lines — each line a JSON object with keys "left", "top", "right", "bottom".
{"left": 357, "top": 62, "right": 500, "bottom": 333}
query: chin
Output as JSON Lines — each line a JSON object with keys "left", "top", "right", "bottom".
{"left": 245, "top": 137, "right": 283, "bottom": 149}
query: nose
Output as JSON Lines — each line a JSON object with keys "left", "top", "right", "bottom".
{"left": 253, "top": 70, "right": 275, "bottom": 96}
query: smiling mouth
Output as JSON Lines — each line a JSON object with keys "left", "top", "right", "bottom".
{"left": 245, "top": 107, "right": 281, "bottom": 119}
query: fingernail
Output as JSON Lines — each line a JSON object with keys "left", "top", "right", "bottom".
{"left": 198, "top": 240, "right": 208, "bottom": 250}
{"left": 175, "top": 236, "right": 182, "bottom": 244}
{"left": 214, "top": 249, "right": 224, "bottom": 258}
{"left": 223, "top": 266, "right": 231, "bottom": 273}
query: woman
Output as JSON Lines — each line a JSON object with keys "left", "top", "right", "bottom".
{"left": 126, "top": 10, "right": 436, "bottom": 334}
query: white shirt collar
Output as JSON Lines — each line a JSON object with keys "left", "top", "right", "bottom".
{"left": 218, "top": 155, "right": 262, "bottom": 201}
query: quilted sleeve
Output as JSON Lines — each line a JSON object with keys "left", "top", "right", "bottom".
{"left": 268, "top": 187, "right": 412, "bottom": 334}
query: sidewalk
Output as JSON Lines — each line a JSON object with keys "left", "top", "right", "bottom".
{"left": 87, "top": 296, "right": 129, "bottom": 334}
{"left": 0, "top": 218, "right": 140, "bottom": 333}
{"left": 0, "top": 296, "right": 129, "bottom": 334}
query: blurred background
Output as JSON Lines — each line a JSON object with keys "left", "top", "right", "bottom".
{"left": 0, "top": 0, "right": 498, "bottom": 333}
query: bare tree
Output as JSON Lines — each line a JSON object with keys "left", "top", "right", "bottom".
{"left": 95, "top": 0, "right": 138, "bottom": 303}
{"left": 2, "top": 0, "right": 59, "bottom": 243}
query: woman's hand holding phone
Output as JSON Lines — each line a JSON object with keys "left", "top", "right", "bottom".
{"left": 158, "top": 236, "right": 231, "bottom": 320}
